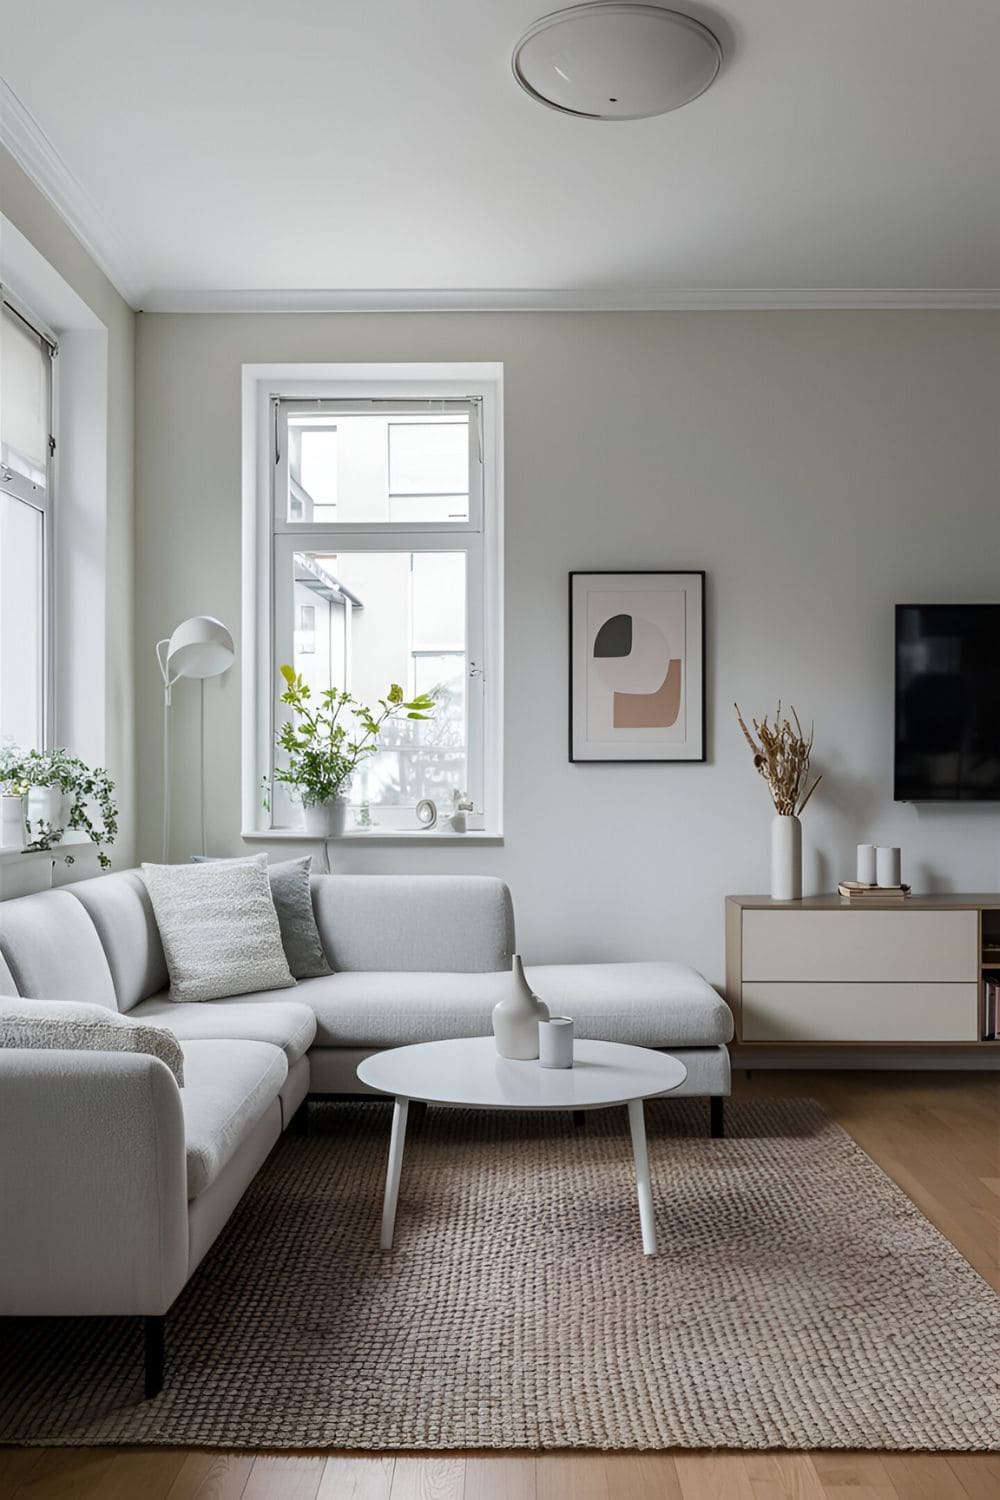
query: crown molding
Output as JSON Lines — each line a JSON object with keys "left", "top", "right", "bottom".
{"left": 0, "top": 77, "right": 143, "bottom": 307}
{"left": 141, "top": 285, "right": 1000, "bottom": 314}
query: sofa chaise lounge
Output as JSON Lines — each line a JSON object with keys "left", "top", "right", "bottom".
{"left": 0, "top": 869, "right": 732, "bottom": 1395}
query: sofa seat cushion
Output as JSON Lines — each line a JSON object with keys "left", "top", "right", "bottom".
{"left": 524, "top": 962, "right": 734, "bottom": 1047}
{"left": 296, "top": 971, "right": 513, "bottom": 1048}
{"left": 296, "top": 961, "right": 732, "bottom": 1050}
{"left": 180, "top": 1039, "right": 287, "bottom": 1199}
{"left": 132, "top": 994, "right": 317, "bottom": 1066}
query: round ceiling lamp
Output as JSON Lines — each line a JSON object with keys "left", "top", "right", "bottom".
{"left": 512, "top": 3, "right": 722, "bottom": 120}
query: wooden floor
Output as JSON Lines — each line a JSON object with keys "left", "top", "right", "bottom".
{"left": 2, "top": 1070, "right": 997, "bottom": 1500}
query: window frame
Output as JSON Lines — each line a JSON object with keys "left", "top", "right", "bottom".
{"left": 0, "top": 294, "right": 56, "bottom": 751}
{"left": 241, "top": 363, "right": 504, "bottom": 843}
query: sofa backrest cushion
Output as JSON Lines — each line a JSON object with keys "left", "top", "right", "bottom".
{"left": 0, "top": 949, "right": 18, "bottom": 997}
{"left": 0, "top": 889, "right": 117, "bottom": 1009}
{"left": 310, "top": 874, "right": 515, "bottom": 974}
{"left": 68, "top": 870, "right": 169, "bottom": 1013}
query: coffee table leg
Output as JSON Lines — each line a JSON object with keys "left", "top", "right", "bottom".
{"left": 380, "top": 1097, "right": 409, "bottom": 1250}
{"left": 627, "top": 1098, "right": 657, "bottom": 1256}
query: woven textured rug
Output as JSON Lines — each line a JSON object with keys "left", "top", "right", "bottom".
{"left": 0, "top": 1098, "right": 996, "bottom": 1451}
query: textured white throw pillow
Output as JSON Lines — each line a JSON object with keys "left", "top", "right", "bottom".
{"left": 141, "top": 853, "right": 296, "bottom": 1003}
{"left": 0, "top": 996, "right": 185, "bottom": 1086}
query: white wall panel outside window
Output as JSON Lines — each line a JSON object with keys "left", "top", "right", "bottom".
{"left": 0, "top": 301, "right": 53, "bottom": 750}
{"left": 247, "top": 367, "right": 503, "bottom": 839}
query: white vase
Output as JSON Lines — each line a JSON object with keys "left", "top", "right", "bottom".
{"left": 770, "top": 814, "right": 802, "bottom": 901}
{"left": 0, "top": 794, "right": 26, "bottom": 851}
{"left": 492, "top": 955, "right": 550, "bottom": 1059}
{"left": 302, "top": 798, "right": 348, "bottom": 838}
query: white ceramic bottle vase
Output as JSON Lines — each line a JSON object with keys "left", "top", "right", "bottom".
{"left": 492, "top": 954, "right": 550, "bottom": 1059}
{"left": 770, "top": 814, "right": 802, "bottom": 901}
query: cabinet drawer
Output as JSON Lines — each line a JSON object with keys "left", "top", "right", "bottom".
{"left": 742, "top": 909, "right": 977, "bottom": 982}
{"left": 742, "top": 982, "right": 979, "bottom": 1043}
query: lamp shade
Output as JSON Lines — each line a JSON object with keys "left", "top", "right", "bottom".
{"left": 164, "top": 616, "right": 235, "bottom": 681}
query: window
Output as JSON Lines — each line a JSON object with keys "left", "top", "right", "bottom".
{"left": 0, "top": 299, "right": 54, "bottom": 750}
{"left": 245, "top": 366, "right": 503, "bottom": 838}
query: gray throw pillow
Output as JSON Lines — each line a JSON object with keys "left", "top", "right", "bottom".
{"left": 141, "top": 854, "right": 296, "bottom": 1003}
{"left": 0, "top": 997, "right": 184, "bottom": 1086}
{"left": 190, "top": 855, "right": 332, "bottom": 979}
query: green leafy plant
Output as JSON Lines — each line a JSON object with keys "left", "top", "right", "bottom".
{"left": 265, "top": 667, "right": 435, "bottom": 808}
{"left": 0, "top": 745, "right": 118, "bottom": 868}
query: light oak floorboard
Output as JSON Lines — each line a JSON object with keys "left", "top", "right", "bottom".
{"left": 8, "top": 1449, "right": 115, "bottom": 1499}
{"left": 674, "top": 1451, "right": 754, "bottom": 1500}
{"left": 463, "top": 1455, "right": 536, "bottom": 1500}
{"left": 0, "top": 1449, "right": 42, "bottom": 1500}
{"left": 243, "top": 1456, "right": 326, "bottom": 1500}
{"left": 163, "top": 1452, "right": 255, "bottom": 1500}
{"left": 536, "top": 1454, "right": 611, "bottom": 1500}
{"left": 744, "top": 1453, "right": 826, "bottom": 1499}
{"left": 602, "top": 1453, "right": 683, "bottom": 1499}
{"left": 389, "top": 1457, "right": 464, "bottom": 1500}
{"left": 317, "top": 1456, "right": 394, "bottom": 1500}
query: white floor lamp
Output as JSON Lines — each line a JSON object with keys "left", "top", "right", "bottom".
{"left": 156, "top": 616, "right": 236, "bottom": 861}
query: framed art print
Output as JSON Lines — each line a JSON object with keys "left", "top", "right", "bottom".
{"left": 569, "top": 571, "right": 705, "bottom": 762}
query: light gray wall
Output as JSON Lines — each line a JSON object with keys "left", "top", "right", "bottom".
{"left": 0, "top": 146, "right": 137, "bottom": 865}
{"left": 135, "top": 310, "right": 1000, "bottom": 985}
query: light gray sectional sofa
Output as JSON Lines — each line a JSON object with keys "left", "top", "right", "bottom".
{"left": 0, "top": 869, "right": 732, "bottom": 1397}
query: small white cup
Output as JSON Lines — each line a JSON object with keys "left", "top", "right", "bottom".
{"left": 538, "top": 1016, "right": 574, "bottom": 1069}
{"left": 876, "top": 846, "right": 902, "bottom": 887}
{"left": 857, "top": 843, "right": 877, "bottom": 885}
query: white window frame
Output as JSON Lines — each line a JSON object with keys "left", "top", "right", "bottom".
{"left": 0, "top": 291, "right": 57, "bottom": 750}
{"left": 241, "top": 363, "right": 504, "bottom": 843}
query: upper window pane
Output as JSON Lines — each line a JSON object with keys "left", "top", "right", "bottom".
{"left": 283, "top": 409, "right": 469, "bottom": 525}
{"left": 0, "top": 493, "right": 44, "bottom": 748}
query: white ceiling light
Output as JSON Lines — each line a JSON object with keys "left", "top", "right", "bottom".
{"left": 512, "top": 3, "right": 722, "bottom": 120}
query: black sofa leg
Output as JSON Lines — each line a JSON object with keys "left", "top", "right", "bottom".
{"left": 710, "top": 1096, "right": 725, "bottom": 1139}
{"left": 144, "top": 1315, "right": 165, "bottom": 1400}
{"left": 572, "top": 1110, "right": 586, "bottom": 1130}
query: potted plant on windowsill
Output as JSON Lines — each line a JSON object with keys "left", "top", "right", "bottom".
{"left": 0, "top": 745, "right": 119, "bottom": 869}
{"left": 266, "top": 666, "right": 435, "bottom": 837}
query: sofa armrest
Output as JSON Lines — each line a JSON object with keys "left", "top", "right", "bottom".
{"left": 0, "top": 1049, "right": 189, "bottom": 1317}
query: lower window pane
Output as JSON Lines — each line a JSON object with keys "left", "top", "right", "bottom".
{"left": 0, "top": 495, "right": 44, "bottom": 748}
{"left": 284, "top": 550, "right": 468, "bottom": 823}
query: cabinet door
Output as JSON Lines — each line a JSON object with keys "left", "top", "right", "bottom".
{"left": 742, "top": 910, "right": 977, "bottom": 982}
{"left": 742, "top": 982, "right": 979, "bottom": 1042}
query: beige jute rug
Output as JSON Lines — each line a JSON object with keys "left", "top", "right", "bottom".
{"left": 0, "top": 1098, "right": 996, "bottom": 1451}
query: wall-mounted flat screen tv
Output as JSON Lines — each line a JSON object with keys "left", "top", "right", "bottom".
{"left": 895, "top": 604, "right": 1000, "bottom": 801}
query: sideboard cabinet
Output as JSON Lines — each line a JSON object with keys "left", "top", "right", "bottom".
{"left": 725, "top": 894, "right": 1000, "bottom": 1051}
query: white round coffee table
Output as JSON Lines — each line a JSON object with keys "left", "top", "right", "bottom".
{"left": 357, "top": 1037, "right": 686, "bottom": 1256}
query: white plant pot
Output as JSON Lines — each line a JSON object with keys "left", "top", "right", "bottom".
{"left": 770, "top": 814, "right": 802, "bottom": 901}
{"left": 1, "top": 794, "right": 27, "bottom": 851}
{"left": 25, "top": 786, "right": 69, "bottom": 847}
{"left": 492, "top": 954, "right": 550, "bottom": 1059}
{"left": 302, "top": 798, "right": 348, "bottom": 838}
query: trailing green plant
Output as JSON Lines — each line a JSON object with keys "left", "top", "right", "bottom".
{"left": 265, "top": 666, "right": 435, "bottom": 808}
{"left": 0, "top": 744, "right": 118, "bottom": 868}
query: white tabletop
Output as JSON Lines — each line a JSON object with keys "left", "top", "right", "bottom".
{"left": 356, "top": 1036, "right": 686, "bottom": 1110}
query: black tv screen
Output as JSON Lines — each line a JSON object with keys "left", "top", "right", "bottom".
{"left": 895, "top": 604, "right": 1000, "bottom": 801}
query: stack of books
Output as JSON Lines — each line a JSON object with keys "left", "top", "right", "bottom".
{"left": 837, "top": 881, "right": 911, "bottom": 902}
{"left": 983, "top": 980, "right": 999, "bottom": 1040}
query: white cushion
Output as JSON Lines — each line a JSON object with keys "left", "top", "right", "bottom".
{"left": 0, "top": 996, "right": 184, "bottom": 1086}
{"left": 180, "top": 1039, "right": 287, "bottom": 1198}
{"left": 131, "top": 993, "right": 317, "bottom": 1066}
{"left": 140, "top": 855, "right": 295, "bottom": 1004}
{"left": 295, "top": 961, "right": 732, "bottom": 1049}
{"left": 525, "top": 962, "right": 734, "bottom": 1046}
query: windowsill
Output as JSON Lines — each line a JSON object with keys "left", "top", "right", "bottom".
{"left": 241, "top": 828, "right": 504, "bottom": 847}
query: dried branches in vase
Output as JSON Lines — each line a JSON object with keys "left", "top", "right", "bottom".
{"left": 734, "top": 702, "right": 822, "bottom": 902}
{"left": 734, "top": 702, "right": 822, "bottom": 816}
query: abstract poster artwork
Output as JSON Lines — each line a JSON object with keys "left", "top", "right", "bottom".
{"left": 569, "top": 571, "right": 705, "bottom": 762}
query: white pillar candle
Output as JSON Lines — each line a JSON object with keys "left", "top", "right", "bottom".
{"left": 857, "top": 844, "right": 877, "bottom": 885}
{"left": 876, "top": 846, "right": 902, "bottom": 887}
{"left": 538, "top": 1016, "right": 574, "bottom": 1069}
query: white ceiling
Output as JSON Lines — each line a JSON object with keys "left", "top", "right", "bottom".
{"left": 1, "top": 0, "right": 999, "bottom": 308}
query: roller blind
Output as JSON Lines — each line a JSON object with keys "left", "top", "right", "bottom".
{"left": 1, "top": 303, "right": 51, "bottom": 486}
